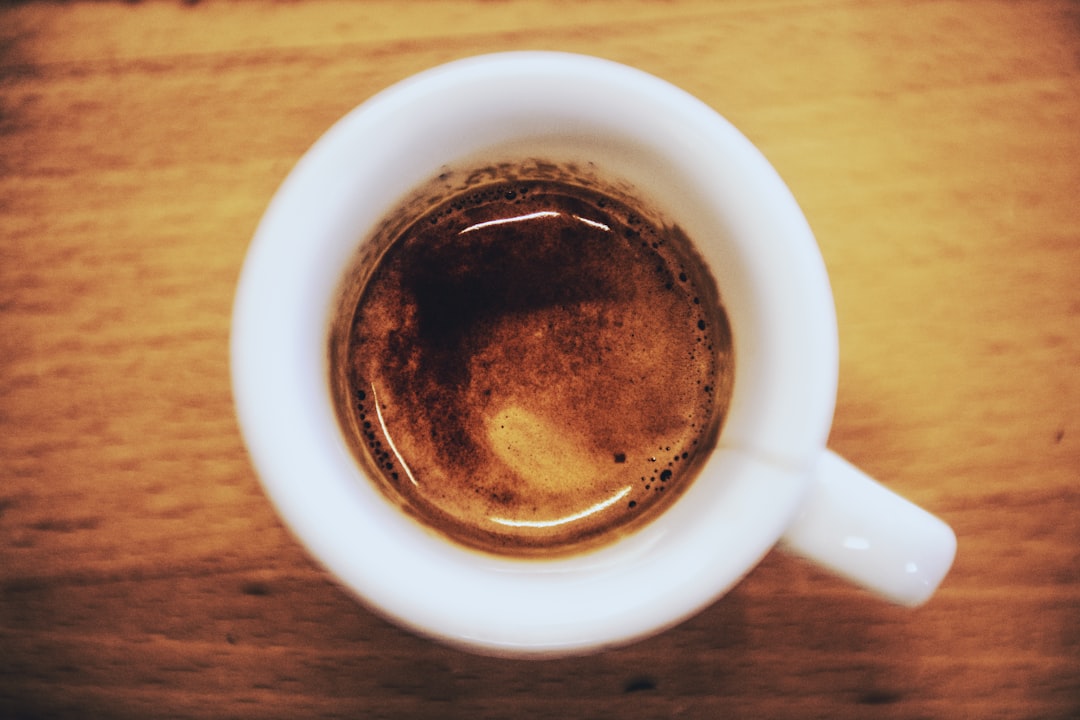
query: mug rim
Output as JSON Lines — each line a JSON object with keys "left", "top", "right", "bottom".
{"left": 231, "top": 51, "right": 838, "bottom": 655}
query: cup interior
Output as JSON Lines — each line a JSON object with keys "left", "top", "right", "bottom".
{"left": 231, "top": 52, "right": 838, "bottom": 655}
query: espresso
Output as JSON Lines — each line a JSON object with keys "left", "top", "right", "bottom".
{"left": 331, "top": 169, "right": 734, "bottom": 556}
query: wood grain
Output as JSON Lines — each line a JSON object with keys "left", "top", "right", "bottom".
{"left": 1, "top": 1, "right": 1078, "bottom": 718}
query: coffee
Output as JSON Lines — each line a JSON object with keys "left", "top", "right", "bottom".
{"left": 330, "top": 164, "right": 734, "bottom": 557}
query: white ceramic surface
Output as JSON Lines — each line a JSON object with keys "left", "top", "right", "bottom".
{"left": 231, "top": 51, "right": 956, "bottom": 657}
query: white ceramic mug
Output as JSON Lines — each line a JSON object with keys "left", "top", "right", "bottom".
{"left": 231, "top": 52, "right": 957, "bottom": 657}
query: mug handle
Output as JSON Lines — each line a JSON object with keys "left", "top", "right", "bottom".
{"left": 780, "top": 450, "right": 957, "bottom": 607}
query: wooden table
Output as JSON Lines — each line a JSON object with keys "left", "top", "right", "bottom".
{"left": 1, "top": 1, "right": 1077, "bottom": 717}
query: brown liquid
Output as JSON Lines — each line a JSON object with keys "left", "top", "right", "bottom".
{"left": 331, "top": 172, "right": 734, "bottom": 556}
